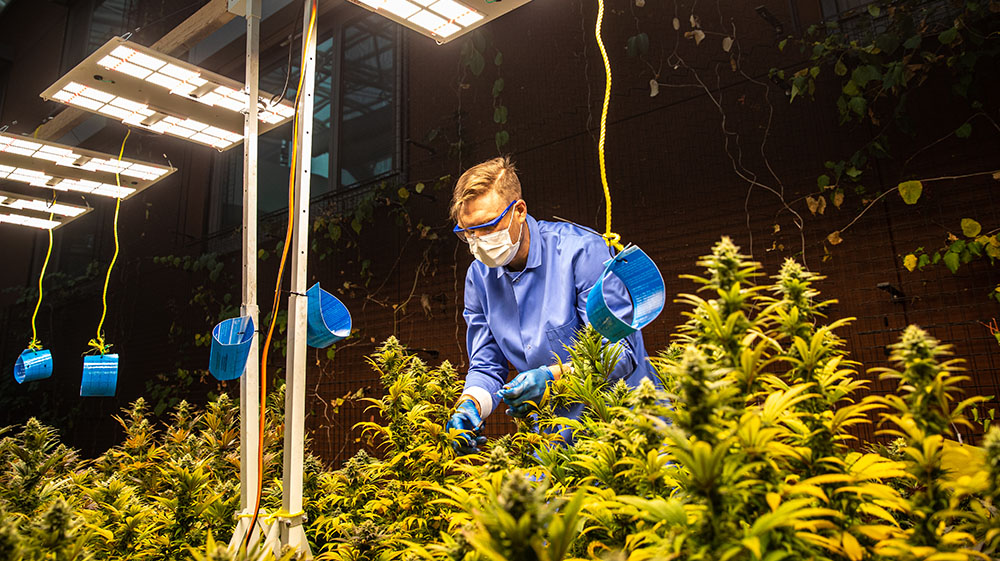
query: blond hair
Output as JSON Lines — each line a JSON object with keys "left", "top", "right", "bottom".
{"left": 449, "top": 156, "right": 522, "bottom": 222}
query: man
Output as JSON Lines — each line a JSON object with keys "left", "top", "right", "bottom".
{"left": 445, "top": 156, "right": 656, "bottom": 454}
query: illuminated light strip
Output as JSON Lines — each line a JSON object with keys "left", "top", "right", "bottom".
{"left": 55, "top": 178, "right": 136, "bottom": 199}
{"left": 46, "top": 81, "right": 241, "bottom": 149}
{"left": 0, "top": 196, "right": 86, "bottom": 217}
{"left": 348, "top": 0, "right": 527, "bottom": 44}
{"left": 357, "top": 0, "right": 482, "bottom": 37}
{"left": 407, "top": 10, "right": 461, "bottom": 37}
{"left": 0, "top": 131, "right": 173, "bottom": 201}
{"left": 0, "top": 132, "right": 170, "bottom": 179}
{"left": 42, "top": 37, "right": 294, "bottom": 150}
{"left": 90, "top": 41, "right": 293, "bottom": 125}
{"left": 0, "top": 213, "right": 60, "bottom": 230}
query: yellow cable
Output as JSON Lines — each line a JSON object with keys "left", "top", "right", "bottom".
{"left": 244, "top": 1, "right": 316, "bottom": 551}
{"left": 89, "top": 130, "right": 130, "bottom": 355}
{"left": 595, "top": 0, "right": 623, "bottom": 252}
{"left": 28, "top": 212, "right": 54, "bottom": 351}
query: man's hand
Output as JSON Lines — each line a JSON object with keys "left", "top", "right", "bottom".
{"left": 445, "top": 398, "right": 486, "bottom": 455}
{"left": 497, "top": 366, "right": 554, "bottom": 417}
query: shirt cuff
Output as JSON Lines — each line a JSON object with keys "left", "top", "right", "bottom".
{"left": 462, "top": 386, "right": 496, "bottom": 418}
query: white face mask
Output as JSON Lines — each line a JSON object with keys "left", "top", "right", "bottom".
{"left": 468, "top": 219, "right": 523, "bottom": 268}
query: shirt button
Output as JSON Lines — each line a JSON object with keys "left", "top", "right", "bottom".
{"left": 526, "top": 345, "right": 532, "bottom": 350}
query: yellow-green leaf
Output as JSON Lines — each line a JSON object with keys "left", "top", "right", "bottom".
{"left": 841, "top": 532, "right": 863, "bottom": 561}
{"left": 766, "top": 492, "right": 781, "bottom": 512}
{"left": 898, "top": 180, "right": 923, "bottom": 204}
{"left": 742, "top": 536, "right": 762, "bottom": 559}
{"left": 961, "top": 218, "right": 981, "bottom": 237}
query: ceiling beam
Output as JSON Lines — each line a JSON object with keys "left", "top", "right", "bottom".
{"left": 36, "top": 0, "right": 237, "bottom": 141}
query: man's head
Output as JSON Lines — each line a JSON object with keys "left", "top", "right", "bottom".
{"left": 450, "top": 156, "right": 522, "bottom": 223}
{"left": 451, "top": 156, "right": 530, "bottom": 269}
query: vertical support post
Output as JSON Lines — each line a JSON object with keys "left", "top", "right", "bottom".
{"left": 280, "top": 1, "right": 315, "bottom": 556}
{"left": 229, "top": 0, "right": 262, "bottom": 553}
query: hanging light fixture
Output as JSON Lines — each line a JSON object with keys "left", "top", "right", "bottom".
{"left": 0, "top": 131, "right": 174, "bottom": 200}
{"left": 40, "top": 37, "right": 295, "bottom": 151}
{"left": 346, "top": 0, "right": 532, "bottom": 43}
{"left": 0, "top": 189, "right": 91, "bottom": 230}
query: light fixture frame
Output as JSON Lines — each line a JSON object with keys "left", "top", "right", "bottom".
{"left": 0, "top": 131, "right": 175, "bottom": 202}
{"left": 40, "top": 37, "right": 295, "bottom": 151}
{"left": 345, "top": 0, "right": 532, "bottom": 43}
{"left": 0, "top": 189, "right": 92, "bottom": 230}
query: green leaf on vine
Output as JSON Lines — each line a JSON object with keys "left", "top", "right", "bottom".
{"left": 494, "top": 51, "right": 503, "bottom": 66}
{"left": 939, "top": 27, "right": 959, "bottom": 45}
{"left": 898, "top": 180, "right": 923, "bottom": 204}
{"left": 415, "top": 182, "right": 425, "bottom": 194}
{"left": 835, "top": 59, "right": 847, "bottom": 76}
{"left": 492, "top": 78, "right": 505, "bottom": 97}
{"left": 495, "top": 130, "right": 510, "bottom": 150}
{"left": 956, "top": 123, "right": 972, "bottom": 138}
{"left": 903, "top": 35, "right": 921, "bottom": 49}
{"left": 351, "top": 217, "right": 363, "bottom": 234}
{"left": 818, "top": 174, "right": 831, "bottom": 189}
{"left": 397, "top": 187, "right": 410, "bottom": 201}
{"left": 848, "top": 96, "right": 867, "bottom": 116}
{"left": 867, "top": 4, "right": 880, "bottom": 17}
{"left": 627, "top": 33, "right": 650, "bottom": 58}
{"left": 961, "top": 218, "right": 982, "bottom": 238}
{"left": 943, "top": 251, "right": 960, "bottom": 273}
{"left": 851, "top": 65, "right": 881, "bottom": 87}
{"left": 493, "top": 105, "right": 508, "bottom": 124}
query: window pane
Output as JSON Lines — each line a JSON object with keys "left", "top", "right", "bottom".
{"left": 89, "top": 0, "right": 131, "bottom": 53}
{"left": 339, "top": 14, "right": 396, "bottom": 188}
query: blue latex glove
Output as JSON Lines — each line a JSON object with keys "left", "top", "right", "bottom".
{"left": 496, "top": 366, "right": 554, "bottom": 417}
{"left": 445, "top": 399, "right": 486, "bottom": 455}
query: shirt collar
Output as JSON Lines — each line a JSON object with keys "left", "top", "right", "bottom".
{"left": 497, "top": 214, "right": 541, "bottom": 278}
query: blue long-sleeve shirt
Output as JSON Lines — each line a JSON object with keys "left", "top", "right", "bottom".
{"left": 462, "top": 215, "right": 656, "bottom": 418}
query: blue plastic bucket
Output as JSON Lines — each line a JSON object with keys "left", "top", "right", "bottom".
{"left": 81, "top": 354, "right": 118, "bottom": 397}
{"left": 209, "top": 316, "right": 255, "bottom": 381}
{"left": 306, "top": 282, "right": 352, "bottom": 348}
{"left": 586, "top": 245, "right": 665, "bottom": 343}
{"left": 14, "top": 348, "right": 53, "bottom": 384}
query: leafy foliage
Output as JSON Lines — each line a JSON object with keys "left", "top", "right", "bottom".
{"left": 5, "top": 238, "right": 1000, "bottom": 560}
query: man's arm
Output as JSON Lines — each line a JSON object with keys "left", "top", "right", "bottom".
{"left": 461, "top": 272, "right": 510, "bottom": 417}
{"left": 574, "top": 236, "right": 639, "bottom": 381}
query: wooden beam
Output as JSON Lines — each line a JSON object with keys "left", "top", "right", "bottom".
{"left": 151, "top": 0, "right": 236, "bottom": 56}
{"left": 36, "top": 0, "right": 237, "bottom": 141}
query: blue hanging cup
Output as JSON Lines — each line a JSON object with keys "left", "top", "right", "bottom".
{"left": 586, "top": 245, "right": 666, "bottom": 343}
{"left": 306, "top": 282, "right": 352, "bottom": 348}
{"left": 14, "top": 348, "right": 53, "bottom": 384}
{"left": 81, "top": 354, "right": 118, "bottom": 397}
{"left": 209, "top": 316, "right": 255, "bottom": 381}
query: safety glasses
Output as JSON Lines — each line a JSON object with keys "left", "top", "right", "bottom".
{"left": 453, "top": 199, "right": 517, "bottom": 242}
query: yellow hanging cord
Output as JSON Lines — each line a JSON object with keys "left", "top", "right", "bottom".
{"left": 88, "top": 130, "right": 130, "bottom": 355}
{"left": 595, "top": 0, "right": 623, "bottom": 252}
{"left": 27, "top": 212, "right": 54, "bottom": 351}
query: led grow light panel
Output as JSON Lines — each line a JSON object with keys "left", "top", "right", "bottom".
{"left": 0, "top": 190, "right": 91, "bottom": 230}
{"left": 347, "top": 0, "right": 532, "bottom": 43}
{"left": 0, "top": 131, "right": 174, "bottom": 200}
{"left": 40, "top": 37, "right": 295, "bottom": 150}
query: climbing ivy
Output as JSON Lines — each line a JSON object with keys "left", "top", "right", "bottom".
{"left": 776, "top": 0, "right": 1000, "bottom": 205}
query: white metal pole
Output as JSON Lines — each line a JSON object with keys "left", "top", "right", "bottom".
{"left": 280, "top": 0, "right": 315, "bottom": 556}
{"left": 229, "top": 0, "right": 262, "bottom": 553}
